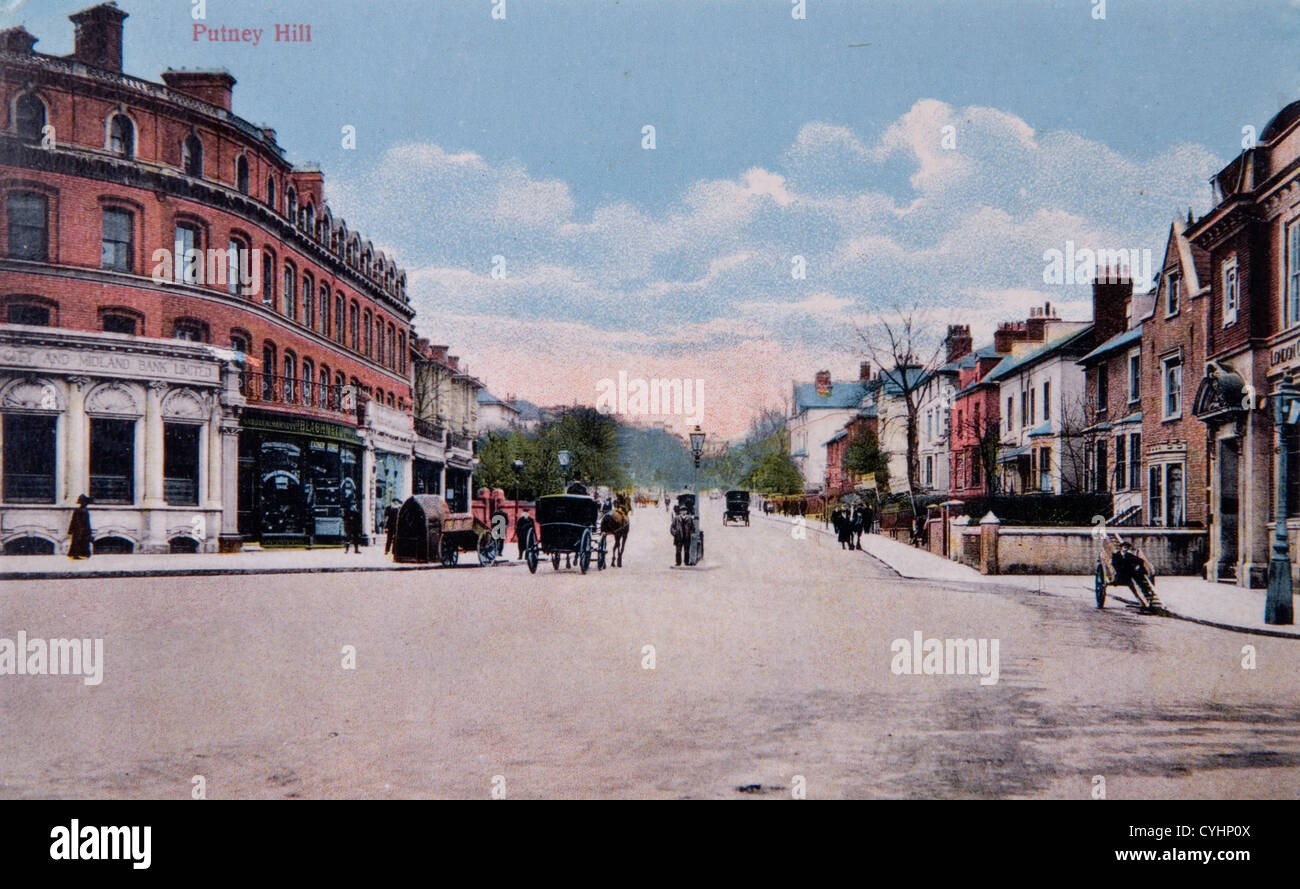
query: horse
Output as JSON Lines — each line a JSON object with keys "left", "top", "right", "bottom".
{"left": 600, "top": 493, "right": 631, "bottom": 567}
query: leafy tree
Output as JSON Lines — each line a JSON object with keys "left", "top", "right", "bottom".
{"left": 845, "top": 427, "right": 889, "bottom": 490}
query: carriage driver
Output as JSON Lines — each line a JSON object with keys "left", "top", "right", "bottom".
{"left": 1111, "top": 541, "right": 1158, "bottom": 608}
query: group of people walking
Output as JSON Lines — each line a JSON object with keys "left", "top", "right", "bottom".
{"left": 831, "top": 503, "right": 872, "bottom": 551}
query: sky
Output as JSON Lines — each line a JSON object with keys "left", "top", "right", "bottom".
{"left": 7, "top": 0, "right": 1300, "bottom": 438}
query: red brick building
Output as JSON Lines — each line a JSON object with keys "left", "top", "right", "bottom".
{"left": 0, "top": 4, "right": 420, "bottom": 552}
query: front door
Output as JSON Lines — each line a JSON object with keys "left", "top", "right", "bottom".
{"left": 1218, "top": 438, "right": 1239, "bottom": 580}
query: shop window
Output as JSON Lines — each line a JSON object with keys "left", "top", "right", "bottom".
{"left": 173, "top": 223, "right": 201, "bottom": 283}
{"left": 182, "top": 133, "right": 204, "bottom": 178}
{"left": 89, "top": 417, "right": 135, "bottom": 504}
{"left": 14, "top": 93, "right": 46, "bottom": 141}
{"left": 3, "top": 413, "right": 55, "bottom": 502}
{"left": 101, "top": 207, "right": 133, "bottom": 271}
{"left": 108, "top": 114, "right": 134, "bottom": 157}
{"left": 7, "top": 191, "right": 48, "bottom": 260}
{"left": 163, "top": 423, "right": 201, "bottom": 506}
{"left": 7, "top": 303, "right": 51, "bottom": 326}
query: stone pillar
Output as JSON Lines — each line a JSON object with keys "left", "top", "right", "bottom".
{"left": 951, "top": 515, "right": 970, "bottom": 564}
{"left": 361, "top": 439, "right": 376, "bottom": 543}
{"left": 205, "top": 398, "right": 222, "bottom": 511}
{"left": 65, "top": 376, "right": 90, "bottom": 503}
{"left": 143, "top": 380, "right": 166, "bottom": 505}
{"left": 218, "top": 420, "right": 242, "bottom": 552}
{"left": 979, "top": 511, "right": 1000, "bottom": 575}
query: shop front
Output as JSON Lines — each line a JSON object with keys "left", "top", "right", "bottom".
{"left": 238, "top": 411, "right": 363, "bottom": 545}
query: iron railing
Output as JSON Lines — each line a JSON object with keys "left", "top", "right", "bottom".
{"left": 241, "top": 372, "right": 350, "bottom": 415}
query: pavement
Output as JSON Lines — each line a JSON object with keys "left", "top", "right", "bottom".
{"left": 756, "top": 511, "right": 1300, "bottom": 639}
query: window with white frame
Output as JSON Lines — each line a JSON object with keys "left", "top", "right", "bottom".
{"left": 1161, "top": 354, "right": 1182, "bottom": 420}
{"left": 1148, "top": 462, "right": 1185, "bottom": 527}
{"left": 1127, "top": 350, "right": 1140, "bottom": 403}
{"left": 1222, "top": 257, "right": 1238, "bottom": 327}
{"left": 1288, "top": 219, "right": 1300, "bottom": 329}
{"left": 1165, "top": 270, "right": 1180, "bottom": 316}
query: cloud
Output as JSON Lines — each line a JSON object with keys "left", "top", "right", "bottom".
{"left": 327, "top": 100, "right": 1221, "bottom": 436}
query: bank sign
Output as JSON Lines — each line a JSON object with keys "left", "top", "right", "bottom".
{"left": 1271, "top": 335, "right": 1300, "bottom": 370}
{"left": 0, "top": 342, "right": 220, "bottom": 384}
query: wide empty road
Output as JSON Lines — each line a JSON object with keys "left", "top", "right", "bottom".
{"left": 2, "top": 506, "right": 1298, "bottom": 799}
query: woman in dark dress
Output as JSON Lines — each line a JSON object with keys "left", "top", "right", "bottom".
{"left": 68, "top": 494, "right": 93, "bottom": 559}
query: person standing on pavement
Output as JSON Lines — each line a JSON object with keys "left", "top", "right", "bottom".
{"left": 383, "top": 498, "right": 401, "bottom": 555}
{"left": 343, "top": 500, "right": 364, "bottom": 553}
{"left": 851, "top": 506, "right": 865, "bottom": 550}
{"left": 68, "top": 494, "right": 93, "bottom": 560}
{"left": 671, "top": 506, "right": 691, "bottom": 566}
{"left": 515, "top": 510, "right": 535, "bottom": 559}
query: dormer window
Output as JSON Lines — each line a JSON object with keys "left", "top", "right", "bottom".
{"left": 108, "top": 113, "right": 134, "bottom": 156}
{"left": 14, "top": 93, "right": 45, "bottom": 141}
{"left": 1164, "top": 271, "right": 1180, "bottom": 316}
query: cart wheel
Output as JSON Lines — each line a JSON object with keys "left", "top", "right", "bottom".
{"left": 578, "top": 529, "right": 592, "bottom": 574}
{"left": 525, "top": 530, "right": 539, "bottom": 574}
{"left": 1094, "top": 564, "right": 1106, "bottom": 608}
{"left": 477, "top": 531, "right": 498, "bottom": 567}
{"left": 440, "top": 537, "right": 457, "bottom": 568}
{"left": 597, "top": 535, "right": 607, "bottom": 571}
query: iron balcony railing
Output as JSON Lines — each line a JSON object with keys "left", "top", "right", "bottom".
{"left": 448, "top": 432, "right": 474, "bottom": 452}
{"left": 413, "top": 418, "right": 446, "bottom": 443}
{"left": 240, "top": 371, "right": 350, "bottom": 415}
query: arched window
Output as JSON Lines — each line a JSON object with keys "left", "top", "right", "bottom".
{"left": 349, "top": 302, "right": 359, "bottom": 351}
{"left": 320, "top": 285, "right": 330, "bottom": 337}
{"left": 108, "top": 113, "right": 134, "bottom": 156}
{"left": 261, "top": 344, "right": 276, "bottom": 400}
{"left": 227, "top": 236, "right": 249, "bottom": 295}
{"left": 302, "top": 358, "right": 314, "bottom": 405}
{"left": 266, "top": 176, "right": 276, "bottom": 208}
{"left": 319, "top": 364, "right": 330, "bottom": 407}
{"left": 286, "top": 187, "right": 296, "bottom": 221}
{"left": 305, "top": 203, "right": 314, "bottom": 233}
{"left": 15, "top": 93, "right": 45, "bottom": 141}
{"left": 283, "top": 351, "right": 296, "bottom": 403}
{"left": 182, "top": 133, "right": 203, "bottom": 177}
{"left": 235, "top": 155, "right": 249, "bottom": 194}
{"left": 398, "top": 332, "right": 406, "bottom": 374}
{"left": 302, "top": 273, "right": 314, "bottom": 328}
{"left": 387, "top": 393, "right": 395, "bottom": 409}
{"left": 363, "top": 310, "right": 372, "bottom": 358}
{"left": 335, "top": 294, "right": 345, "bottom": 343}
{"left": 262, "top": 252, "right": 275, "bottom": 308}
{"left": 387, "top": 323, "right": 396, "bottom": 368}
{"left": 375, "top": 387, "right": 384, "bottom": 406}
{"left": 283, "top": 262, "right": 296, "bottom": 321}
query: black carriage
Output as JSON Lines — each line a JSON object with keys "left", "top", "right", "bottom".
{"left": 391, "top": 495, "right": 499, "bottom": 567}
{"left": 522, "top": 493, "right": 607, "bottom": 574}
{"left": 723, "top": 490, "right": 750, "bottom": 526}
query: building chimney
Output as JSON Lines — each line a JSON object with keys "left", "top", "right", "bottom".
{"left": 993, "top": 321, "right": 1029, "bottom": 354}
{"left": 68, "top": 3, "right": 128, "bottom": 73}
{"left": 815, "top": 370, "right": 832, "bottom": 397}
{"left": 0, "top": 27, "right": 38, "bottom": 54}
{"left": 859, "top": 361, "right": 872, "bottom": 381}
{"left": 945, "top": 324, "right": 973, "bottom": 364}
{"left": 161, "top": 69, "right": 237, "bottom": 112}
{"left": 1092, "top": 270, "right": 1132, "bottom": 344}
{"left": 448, "top": 355, "right": 460, "bottom": 371}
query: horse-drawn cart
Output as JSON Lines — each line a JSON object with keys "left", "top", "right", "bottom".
{"left": 391, "top": 494, "right": 499, "bottom": 567}
{"left": 723, "top": 490, "right": 750, "bottom": 526}
{"left": 522, "top": 493, "right": 607, "bottom": 574}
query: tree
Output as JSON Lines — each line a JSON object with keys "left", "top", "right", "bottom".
{"left": 856, "top": 310, "right": 946, "bottom": 510}
{"left": 845, "top": 427, "right": 889, "bottom": 491}
{"left": 952, "top": 404, "right": 1001, "bottom": 494}
{"left": 744, "top": 451, "right": 803, "bottom": 494}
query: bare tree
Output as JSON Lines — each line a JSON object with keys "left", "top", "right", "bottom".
{"left": 1056, "top": 392, "right": 1091, "bottom": 494}
{"left": 855, "top": 309, "right": 946, "bottom": 512}
{"left": 952, "top": 406, "right": 1002, "bottom": 494}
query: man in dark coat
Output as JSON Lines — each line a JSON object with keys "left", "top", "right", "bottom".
{"left": 1111, "top": 541, "right": 1159, "bottom": 607}
{"left": 851, "top": 506, "right": 866, "bottom": 550}
{"left": 514, "top": 510, "right": 534, "bottom": 560}
{"left": 68, "top": 494, "right": 93, "bottom": 559}
{"left": 671, "top": 506, "right": 693, "bottom": 566}
{"left": 343, "top": 502, "right": 364, "bottom": 553}
{"left": 383, "top": 498, "right": 401, "bottom": 555}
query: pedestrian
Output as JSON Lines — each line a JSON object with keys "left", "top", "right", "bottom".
{"left": 671, "top": 505, "right": 691, "bottom": 566}
{"left": 851, "top": 506, "right": 865, "bottom": 550}
{"left": 343, "top": 501, "right": 364, "bottom": 553}
{"left": 383, "top": 498, "right": 401, "bottom": 555}
{"left": 68, "top": 493, "right": 93, "bottom": 560}
{"left": 835, "top": 507, "right": 853, "bottom": 550}
{"left": 515, "top": 510, "right": 535, "bottom": 560}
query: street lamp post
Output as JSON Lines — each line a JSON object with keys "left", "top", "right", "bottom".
{"left": 688, "top": 426, "right": 706, "bottom": 564}
{"left": 1267, "top": 376, "right": 1297, "bottom": 625}
{"left": 557, "top": 449, "right": 571, "bottom": 489}
{"left": 511, "top": 459, "right": 524, "bottom": 503}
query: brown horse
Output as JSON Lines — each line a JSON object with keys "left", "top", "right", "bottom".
{"left": 600, "top": 494, "right": 631, "bottom": 567}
